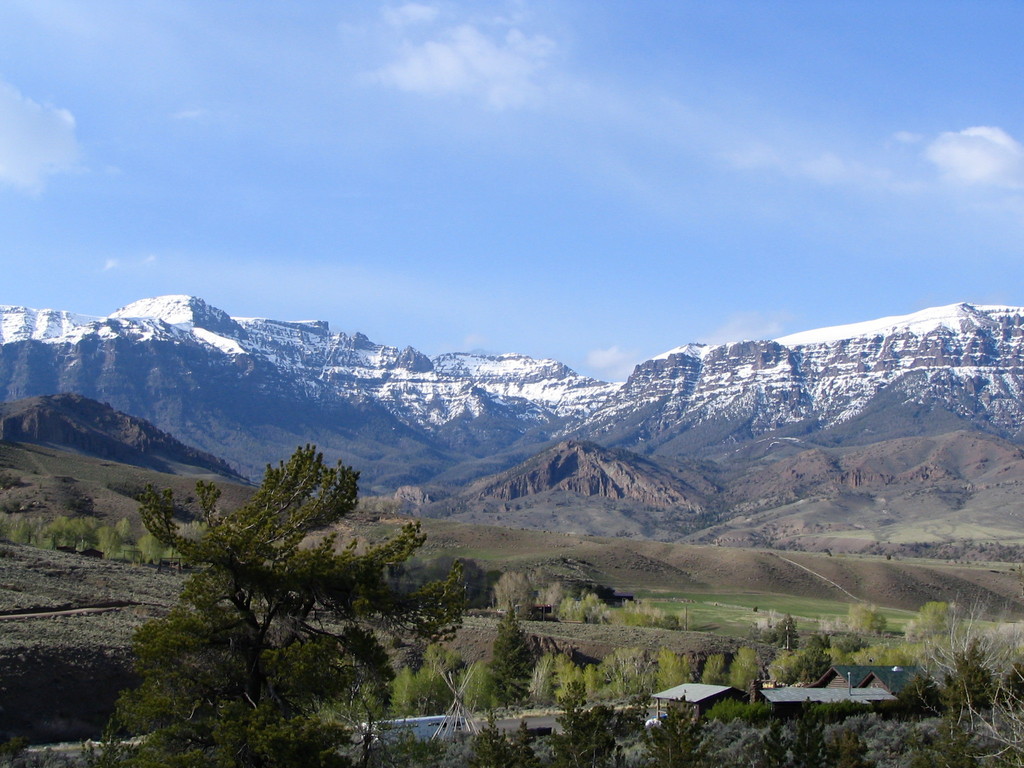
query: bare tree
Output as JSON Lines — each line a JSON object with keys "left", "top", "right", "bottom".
{"left": 493, "top": 570, "right": 535, "bottom": 613}
{"left": 923, "top": 602, "right": 1024, "bottom": 765}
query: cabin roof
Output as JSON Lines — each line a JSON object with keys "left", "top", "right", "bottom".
{"left": 760, "top": 686, "right": 895, "bottom": 704}
{"left": 813, "top": 665, "right": 921, "bottom": 693}
{"left": 652, "top": 683, "right": 738, "bottom": 703}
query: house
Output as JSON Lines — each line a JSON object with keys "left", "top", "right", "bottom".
{"left": 651, "top": 683, "right": 747, "bottom": 718}
{"left": 810, "top": 665, "right": 921, "bottom": 695}
{"left": 756, "top": 685, "right": 895, "bottom": 718}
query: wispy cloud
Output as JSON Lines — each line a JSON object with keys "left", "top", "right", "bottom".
{"left": 103, "top": 254, "right": 157, "bottom": 272}
{"left": 369, "top": 10, "right": 556, "bottom": 110}
{"left": 171, "top": 108, "right": 207, "bottom": 121}
{"left": 0, "top": 77, "right": 80, "bottom": 193}
{"left": 585, "top": 345, "right": 640, "bottom": 381}
{"left": 925, "top": 126, "right": 1024, "bottom": 188}
{"left": 700, "top": 311, "right": 794, "bottom": 345}
{"left": 724, "top": 142, "right": 895, "bottom": 189}
{"left": 382, "top": 3, "right": 439, "bottom": 27}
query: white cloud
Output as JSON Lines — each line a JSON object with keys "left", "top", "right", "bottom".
{"left": 585, "top": 345, "right": 639, "bottom": 381}
{"left": 892, "top": 130, "right": 923, "bottom": 144}
{"left": 383, "top": 3, "right": 439, "bottom": 27}
{"left": 372, "top": 23, "right": 555, "bottom": 109}
{"left": 172, "top": 108, "right": 207, "bottom": 121}
{"left": 700, "top": 311, "right": 793, "bottom": 345}
{"left": 461, "top": 332, "right": 488, "bottom": 350}
{"left": 725, "top": 142, "right": 894, "bottom": 188}
{"left": 925, "top": 126, "right": 1024, "bottom": 188}
{"left": 0, "top": 78, "right": 80, "bottom": 192}
{"left": 103, "top": 258, "right": 119, "bottom": 271}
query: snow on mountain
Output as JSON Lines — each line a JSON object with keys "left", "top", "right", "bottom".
{"left": 583, "top": 301, "right": 1024, "bottom": 448}
{"left": 0, "top": 296, "right": 617, "bottom": 431}
{"left": 7, "top": 295, "right": 1024, "bottom": 479}
{"left": 652, "top": 343, "right": 708, "bottom": 361}
{"left": 0, "top": 305, "right": 102, "bottom": 344}
{"left": 774, "top": 302, "right": 1016, "bottom": 346}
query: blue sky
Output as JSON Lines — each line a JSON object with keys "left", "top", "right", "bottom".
{"left": 1, "top": 1, "right": 1023, "bottom": 380}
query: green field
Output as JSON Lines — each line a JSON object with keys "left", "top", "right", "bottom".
{"left": 624, "top": 590, "right": 917, "bottom": 638}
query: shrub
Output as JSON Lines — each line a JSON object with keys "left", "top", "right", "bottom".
{"left": 705, "top": 699, "right": 772, "bottom": 725}
{"left": 807, "top": 700, "right": 873, "bottom": 724}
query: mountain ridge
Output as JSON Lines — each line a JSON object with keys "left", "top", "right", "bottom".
{"left": 0, "top": 393, "right": 248, "bottom": 481}
{"left": 4, "top": 296, "right": 1024, "bottom": 492}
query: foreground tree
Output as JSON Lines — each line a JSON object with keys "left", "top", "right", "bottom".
{"left": 490, "top": 609, "right": 534, "bottom": 706}
{"left": 470, "top": 717, "right": 540, "bottom": 768}
{"left": 549, "top": 681, "right": 639, "bottom": 768}
{"left": 100, "top": 446, "right": 465, "bottom": 768}
{"left": 642, "top": 707, "right": 706, "bottom": 768}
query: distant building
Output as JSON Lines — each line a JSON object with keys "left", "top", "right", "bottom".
{"left": 651, "top": 683, "right": 747, "bottom": 718}
{"left": 810, "top": 665, "right": 922, "bottom": 695}
{"left": 610, "top": 590, "right": 635, "bottom": 606}
{"left": 756, "top": 685, "right": 895, "bottom": 717}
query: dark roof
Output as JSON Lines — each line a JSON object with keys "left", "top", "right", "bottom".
{"left": 760, "top": 687, "right": 895, "bottom": 704}
{"left": 813, "top": 665, "right": 921, "bottom": 694}
{"left": 652, "top": 684, "right": 739, "bottom": 703}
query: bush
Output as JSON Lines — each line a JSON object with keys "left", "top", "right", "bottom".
{"left": 705, "top": 699, "right": 771, "bottom": 725}
{"left": 806, "top": 700, "right": 873, "bottom": 724}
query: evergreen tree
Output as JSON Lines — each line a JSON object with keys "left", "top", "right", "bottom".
{"left": 99, "top": 445, "right": 465, "bottom": 768}
{"left": 790, "top": 635, "right": 832, "bottom": 684}
{"left": 829, "top": 729, "right": 874, "bottom": 768}
{"left": 908, "top": 717, "right": 981, "bottom": 768}
{"left": 549, "top": 681, "right": 621, "bottom": 768}
{"left": 470, "top": 718, "right": 539, "bottom": 768}
{"left": 642, "top": 707, "right": 705, "bottom": 768}
{"left": 777, "top": 615, "right": 799, "bottom": 650}
{"left": 941, "top": 638, "right": 996, "bottom": 718}
{"left": 759, "top": 718, "right": 790, "bottom": 768}
{"left": 490, "top": 610, "right": 533, "bottom": 706}
{"left": 791, "top": 712, "right": 828, "bottom": 768}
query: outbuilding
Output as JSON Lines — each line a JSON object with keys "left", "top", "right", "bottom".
{"left": 756, "top": 685, "right": 895, "bottom": 718}
{"left": 651, "top": 683, "right": 747, "bottom": 719}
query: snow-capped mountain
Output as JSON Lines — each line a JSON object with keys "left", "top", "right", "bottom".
{"left": 3, "top": 296, "right": 1024, "bottom": 489}
{"left": 0, "top": 296, "right": 617, "bottom": 486}
{"left": 583, "top": 302, "right": 1024, "bottom": 453}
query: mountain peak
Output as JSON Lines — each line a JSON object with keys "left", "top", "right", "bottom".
{"left": 110, "top": 295, "right": 241, "bottom": 336}
{"left": 467, "top": 439, "right": 704, "bottom": 508}
{"left": 0, "top": 393, "right": 246, "bottom": 480}
{"left": 774, "top": 302, "right": 1017, "bottom": 347}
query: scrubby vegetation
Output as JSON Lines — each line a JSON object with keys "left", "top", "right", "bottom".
{"left": 8, "top": 453, "right": 1024, "bottom": 767}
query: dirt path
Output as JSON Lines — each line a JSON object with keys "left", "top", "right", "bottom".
{"left": 0, "top": 601, "right": 136, "bottom": 620}
{"left": 772, "top": 553, "right": 861, "bottom": 602}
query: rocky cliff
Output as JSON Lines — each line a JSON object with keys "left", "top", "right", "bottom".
{"left": 5, "top": 297, "right": 1024, "bottom": 492}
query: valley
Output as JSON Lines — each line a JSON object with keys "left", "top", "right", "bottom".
{"left": 6, "top": 298, "right": 1024, "bottom": 749}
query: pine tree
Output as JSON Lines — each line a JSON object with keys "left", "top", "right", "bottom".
{"left": 760, "top": 718, "right": 789, "bottom": 768}
{"left": 470, "top": 718, "right": 539, "bottom": 768}
{"left": 549, "top": 681, "right": 621, "bottom": 768}
{"left": 791, "top": 712, "right": 828, "bottom": 768}
{"left": 642, "top": 707, "right": 706, "bottom": 768}
{"left": 100, "top": 445, "right": 465, "bottom": 768}
{"left": 490, "top": 609, "right": 534, "bottom": 706}
{"left": 829, "top": 729, "right": 874, "bottom": 768}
